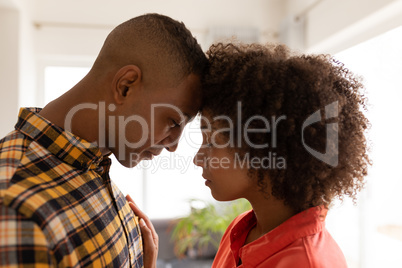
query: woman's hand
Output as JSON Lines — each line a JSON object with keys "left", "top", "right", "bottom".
{"left": 126, "top": 195, "right": 159, "bottom": 268}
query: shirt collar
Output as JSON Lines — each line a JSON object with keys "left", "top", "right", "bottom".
{"left": 15, "top": 107, "right": 106, "bottom": 171}
{"left": 233, "top": 206, "right": 327, "bottom": 267}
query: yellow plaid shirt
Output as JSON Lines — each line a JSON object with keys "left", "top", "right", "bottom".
{"left": 0, "top": 108, "right": 143, "bottom": 267}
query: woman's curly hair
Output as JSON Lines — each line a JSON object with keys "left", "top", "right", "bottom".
{"left": 202, "top": 42, "right": 371, "bottom": 213}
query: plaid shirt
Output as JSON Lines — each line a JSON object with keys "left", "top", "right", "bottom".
{"left": 0, "top": 108, "right": 143, "bottom": 267}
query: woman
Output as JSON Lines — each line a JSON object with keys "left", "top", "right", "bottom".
{"left": 192, "top": 42, "right": 370, "bottom": 267}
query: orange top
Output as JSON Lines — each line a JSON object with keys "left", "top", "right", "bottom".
{"left": 212, "top": 206, "right": 347, "bottom": 268}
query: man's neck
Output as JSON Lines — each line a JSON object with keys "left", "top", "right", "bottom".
{"left": 39, "top": 81, "right": 104, "bottom": 150}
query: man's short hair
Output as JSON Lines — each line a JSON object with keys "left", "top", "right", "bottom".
{"left": 94, "top": 13, "right": 207, "bottom": 83}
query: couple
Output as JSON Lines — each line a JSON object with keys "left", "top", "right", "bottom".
{"left": 0, "top": 13, "right": 369, "bottom": 267}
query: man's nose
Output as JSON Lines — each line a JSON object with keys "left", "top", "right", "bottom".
{"left": 161, "top": 129, "right": 181, "bottom": 152}
{"left": 164, "top": 142, "right": 178, "bottom": 152}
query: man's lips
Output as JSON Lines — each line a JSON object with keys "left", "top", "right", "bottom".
{"left": 142, "top": 151, "right": 156, "bottom": 160}
{"left": 143, "top": 150, "right": 161, "bottom": 159}
{"left": 148, "top": 149, "right": 162, "bottom": 156}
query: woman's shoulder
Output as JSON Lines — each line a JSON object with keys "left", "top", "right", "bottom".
{"left": 257, "top": 229, "right": 348, "bottom": 268}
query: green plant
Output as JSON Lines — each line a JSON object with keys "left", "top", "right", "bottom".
{"left": 171, "top": 198, "right": 252, "bottom": 258}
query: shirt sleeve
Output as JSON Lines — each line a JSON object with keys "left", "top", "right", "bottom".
{"left": 0, "top": 203, "right": 55, "bottom": 267}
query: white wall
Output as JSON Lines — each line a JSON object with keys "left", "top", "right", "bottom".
{"left": 0, "top": 8, "right": 20, "bottom": 137}
{"left": 31, "top": 0, "right": 284, "bottom": 59}
{"left": 0, "top": 0, "right": 17, "bottom": 8}
{"left": 281, "top": 0, "right": 402, "bottom": 53}
{"left": 306, "top": 0, "right": 402, "bottom": 53}
{"left": 32, "top": 0, "right": 282, "bottom": 29}
{"left": 0, "top": 0, "right": 36, "bottom": 137}
{"left": 34, "top": 26, "right": 109, "bottom": 59}
{"left": 18, "top": 0, "right": 36, "bottom": 108}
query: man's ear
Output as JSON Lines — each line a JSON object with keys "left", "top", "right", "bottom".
{"left": 112, "top": 65, "right": 142, "bottom": 104}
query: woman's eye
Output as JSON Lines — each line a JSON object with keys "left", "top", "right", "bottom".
{"left": 201, "top": 132, "right": 213, "bottom": 148}
{"left": 203, "top": 139, "right": 213, "bottom": 148}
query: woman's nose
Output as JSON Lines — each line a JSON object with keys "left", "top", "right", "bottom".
{"left": 193, "top": 149, "right": 205, "bottom": 167}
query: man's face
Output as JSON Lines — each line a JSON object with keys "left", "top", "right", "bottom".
{"left": 109, "top": 73, "right": 201, "bottom": 167}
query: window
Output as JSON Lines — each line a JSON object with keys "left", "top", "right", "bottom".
{"left": 44, "top": 66, "right": 90, "bottom": 104}
{"left": 326, "top": 25, "right": 402, "bottom": 268}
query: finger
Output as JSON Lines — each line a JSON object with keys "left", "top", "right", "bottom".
{"left": 126, "top": 194, "right": 137, "bottom": 206}
{"left": 127, "top": 200, "right": 146, "bottom": 219}
{"left": 139, "top": 219, "right": 158, "bottom": 268}
{"left": 139, "top": 219, "right": 157, "bottom": 249}
{"left": 128, "top": 202, "right": 158, "bottom": 241}
{"left": 125, "top": 195, "right": 158, "bottom": 242}
{"left": 126, "top": 195, "right": 150, "bottom": 223}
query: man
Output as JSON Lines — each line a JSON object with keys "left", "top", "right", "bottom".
{"left": 0, "top": 13, "right": 207, "bottom": 267}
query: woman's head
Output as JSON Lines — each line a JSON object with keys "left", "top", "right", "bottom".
{"left": 197, "top": 42, "right": 370, "bottom": 212}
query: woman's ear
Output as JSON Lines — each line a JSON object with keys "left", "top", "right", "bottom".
{"left": 112, "top": 65, "right": 142, "bottom": 104}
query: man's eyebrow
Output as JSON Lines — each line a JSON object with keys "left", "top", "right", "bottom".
{"left": 184, "top": 113, "right": 191, "bottom": 121}
{"left": 176, "top": 112, "right": 190, "bottom": 125}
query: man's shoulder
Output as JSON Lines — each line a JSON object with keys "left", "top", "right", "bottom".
{"left": 0, "top": 130, "right": 31, "bottom": 195}
{"left": 0, "top": 130, "right": 67, "bottom": 224}
{"left": 1, "top": 129, "right": 47, "bottom": 201}
{"left": 0, "top": 130, "right": 30, "bottom": 167}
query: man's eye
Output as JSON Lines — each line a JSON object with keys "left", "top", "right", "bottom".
{"left": 171, "top": 120, "right": 180, "bottom": 128}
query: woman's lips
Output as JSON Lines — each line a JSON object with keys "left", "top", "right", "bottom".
{"left": 202, "top": 173, "right": 212, "bottom": 186}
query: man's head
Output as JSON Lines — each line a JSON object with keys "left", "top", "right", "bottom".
{"left": 88, "top": 14, "right": 207, "bottom": 167}
{"left": 92, "top": 13, "right": 206, "bottom": 85}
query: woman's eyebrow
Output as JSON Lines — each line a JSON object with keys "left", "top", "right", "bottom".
{"left": 200, "top": 125, "right": 218, "bottom": 132}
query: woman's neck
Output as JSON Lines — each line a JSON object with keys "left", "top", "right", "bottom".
{"left": 245, "top": 193, "right": 295, "bottom": 245}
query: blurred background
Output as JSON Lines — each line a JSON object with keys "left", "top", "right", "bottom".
{"left": 1, "top": 0, "right": 402, "bottom": 267}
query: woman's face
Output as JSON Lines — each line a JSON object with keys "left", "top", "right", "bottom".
{"left": 193, "top": 113, "right": 256, "bottom": 201}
